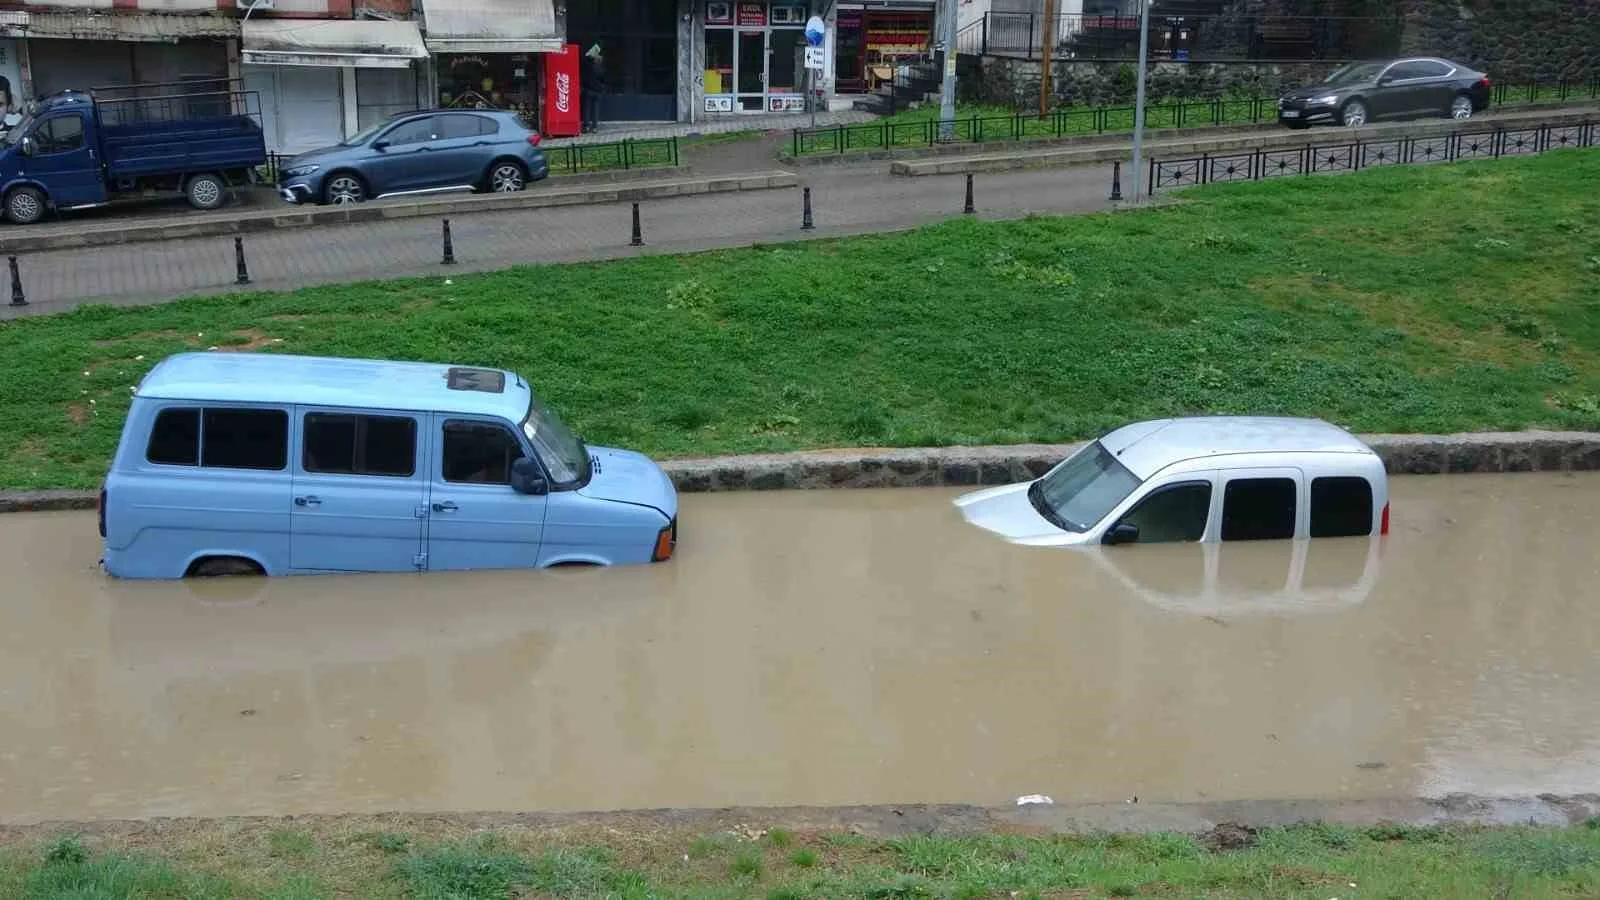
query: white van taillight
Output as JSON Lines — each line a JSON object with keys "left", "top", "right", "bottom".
{"left": 97, "top": 486, "right": 107, "bottom": 538}
{"left": 1380, "top": 502, "right": 1390, "bottom": 535}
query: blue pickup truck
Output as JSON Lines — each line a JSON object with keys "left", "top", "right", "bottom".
{"left": 0, "top": 80, "right": 268, "bottom": 225}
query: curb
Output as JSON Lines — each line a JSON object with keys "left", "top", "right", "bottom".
{"left": 3, "top": 430, "right": 1596, "bottom": 513}
{"left": 0, "top": 171, "right": 797, "bottom": 254}
{"left": 888, "top": 106, "right": 1600, "bottom": 176}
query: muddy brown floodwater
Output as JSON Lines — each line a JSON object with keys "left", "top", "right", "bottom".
{"left": 0, "top": 472, "right": 1597, "bottom": 825}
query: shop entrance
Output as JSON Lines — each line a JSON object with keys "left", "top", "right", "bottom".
{"left": 735, "top": 29, "right": 765, "bottom": 112}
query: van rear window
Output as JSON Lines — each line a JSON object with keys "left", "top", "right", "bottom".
{"left": 1310, "top": 476, "right": 1374, "bottom": 537}
{"left": 144, "top": 406, "right": 288, "bottom": 471}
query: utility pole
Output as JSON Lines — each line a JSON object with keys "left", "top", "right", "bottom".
{"left": 1126, "top": 0, "right": 1152, "bottom": 203}
{"left": 1039, "top": 0, "right": 1056, "bottom": 118}
{"left": 937, "top": 0, "right": 958, "bottom": 140}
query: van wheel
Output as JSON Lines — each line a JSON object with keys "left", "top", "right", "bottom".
{"left": 5, "top": 186, "right": 46, "bottom": 225}
{"left": 187, "top": 556, "right": 265, "bottom": 578}
{"left": 185, "top": 173, "right": 227, "bottom": 210}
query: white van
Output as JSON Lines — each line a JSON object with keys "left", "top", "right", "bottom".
{"left": 954, "top": 416, "right": 1389, "bottom": 546}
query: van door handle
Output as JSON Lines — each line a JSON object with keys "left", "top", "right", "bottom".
{"left": 295, "top": 495, "right": 321, "bottom": 507}
{"left": 432, "top": 501, "right": 458, "bottom": 513}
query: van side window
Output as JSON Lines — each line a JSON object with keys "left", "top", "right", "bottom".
{"left": 201, "top": 409, "right": 288, "bottom": 470}
{"left": 1310, "top": 476, "right": 1374, "bottom": 537}
{"left": 303, "top": 413, "right": 417, "bottom": 477}
{"left": 442, "top": 421, "right": 525, "bottom": 485}
{"left": 146, "top": 408, "right": 200, "bottom": 466}
{"left": 1221, "top": 477, "right": 1297, "bottom": 541}
{"left": 1115, "top": 482, "right": 1212, "bottom": 543}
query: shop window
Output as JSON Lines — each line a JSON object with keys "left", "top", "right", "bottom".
{"left": 1221, "top": 477, "right": 1298, "bottom": 542}
{"left": 1309, "top": 476, "right": 1374, "bottom": 538}
{"left": 769, "top": 29, "right": 802, "bottom": 91}
{"left": 705, "top": 29, "right": 734, "bottom": 97}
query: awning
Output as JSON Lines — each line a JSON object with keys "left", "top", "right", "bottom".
{"left": 241, "top": 19, "right": 429, "bottom": 69}
{"left": 419, "top": 0, "right": 562, "bottom": 54}
{"left": 20, "top": 12, "right": 240, "bottom": 43}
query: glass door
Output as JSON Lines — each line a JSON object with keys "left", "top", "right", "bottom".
{"left": 735, "top": 29, "right": 767, "bottom": 112}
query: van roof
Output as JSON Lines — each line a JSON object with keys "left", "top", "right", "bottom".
{"left": 1100, "top": 416, "right": 1376, "bottom": 480}
{"left": 136, "top": 352, "right": 532, "bottom": 421}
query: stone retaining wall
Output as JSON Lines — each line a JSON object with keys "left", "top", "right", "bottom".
{"left": 3, "top": 430, "right": 1596, "bottom": 514}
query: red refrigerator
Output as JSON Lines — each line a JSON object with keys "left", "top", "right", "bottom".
{"left": 541, "top": 43, "right": 582, "bottom": 138}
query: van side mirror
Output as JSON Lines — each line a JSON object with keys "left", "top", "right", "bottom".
{"left": 510, "top": 457, "right": 548, "bottom": 495}
{"left": 19, "top": 136, "right": 33, "bottom": 156}
{"left": 1103, "top": 522, "right": 1140, "bottom": 546}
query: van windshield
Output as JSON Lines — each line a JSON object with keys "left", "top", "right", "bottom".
{"left": 520, "top": 395, "right": 590, "bottom": 487}
{"left": 1027, "top": 441, "right": 1142, "bottom": 532}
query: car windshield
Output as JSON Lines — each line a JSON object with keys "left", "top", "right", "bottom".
{"left": 343, "top": 120, "right": 390, "bottom": 146}
{"left": 1026, "top": 441, "right": 1143, "bottom": 532}
{"left": 1324, "top": 62, "right": 1386, "bottom": 85}
{"left": 520, "top": 394, "right": 590, "bottom": 486}
{"left": 0, "top": 113, "right": 35, "bottom": 148}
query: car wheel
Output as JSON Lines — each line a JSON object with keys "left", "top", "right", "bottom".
{"left": 487, "top": 161, "right": 527, "bottom": 193}
{"left": 323, "top": 173, "right": 366, "bottom": 206}
{"left": 185, "top": 173, "right": 226, "bottom": 211}
{"left": 4, "top": 186, "right": 46, "bottom": 224}
{"left": 1449, "top": 94, "right": 1474, "bottom": 120}
{"left": 1340, "top": 99, "right": 1368, "bottom": 127}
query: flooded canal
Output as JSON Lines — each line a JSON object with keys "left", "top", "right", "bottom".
{"left": 1, "top": 472, "right": 1597, "bottom": 825}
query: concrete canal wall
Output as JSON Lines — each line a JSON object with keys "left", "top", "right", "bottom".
{"left": 1, "top": 429, "right": 1597, "bottom": 513}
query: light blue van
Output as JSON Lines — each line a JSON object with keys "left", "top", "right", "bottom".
{"left": 98, "top": 352, "right": 678, "bottom": 579}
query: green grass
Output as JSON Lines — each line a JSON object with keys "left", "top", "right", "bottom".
{"left": 791, "top": 83, "right": 1595, "bottom": 155}
{"left": 1, "top": 151, "right": 1598, "bottom": 490}
{"left": 7, "top": 821, "right": 1600, "bottom": 898}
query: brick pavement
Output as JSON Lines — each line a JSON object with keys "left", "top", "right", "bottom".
{"left": 1, "top": 164, "right": 1119, "bottom": 320}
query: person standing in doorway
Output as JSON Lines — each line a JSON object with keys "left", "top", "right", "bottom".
{"left": 580, "top": 44, "right": 605, "bottom": 134}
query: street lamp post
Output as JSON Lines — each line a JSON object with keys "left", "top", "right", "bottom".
{"left": 1126, "top": 0, "right": 1153, "bottom": 203}
{"left": 937, "top": 0, "right": 958, "bottom": 141}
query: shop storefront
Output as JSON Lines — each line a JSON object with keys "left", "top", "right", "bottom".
{"left": 240, "top": 18, "right": 428, "bottom": 155}
{"left": 832, "top": 4, "right": 934, "bottom": 95}
{"left": 702, "top": 0, "right": 809, "bottom": 114}
{"left": 420, "top": 0, "right": 562, "bottom": 127}
{"left": 18, "top": 12, "right": 235, "bottom": 98}
{"left": 568, "top": 0, "right": 679, "bottom": 122}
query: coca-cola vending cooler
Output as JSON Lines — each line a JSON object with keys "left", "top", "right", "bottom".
{"left": 541, "top": 43, "right": 582, "bottom": 138}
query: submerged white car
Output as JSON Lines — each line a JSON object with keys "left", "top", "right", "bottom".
{"left": 954, "top": 416, "right": 1390, "bottom": 547}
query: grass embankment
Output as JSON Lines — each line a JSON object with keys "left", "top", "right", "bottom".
{"left": 5, "top": 818, "right": 1600, "bottom": 898}
{"left": 1, "top": 151, "right": 1598, "bottom": 490}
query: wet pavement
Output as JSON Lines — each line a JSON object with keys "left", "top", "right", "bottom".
{"left": 0, "top": 472, "right": 1597, "bottom": 825}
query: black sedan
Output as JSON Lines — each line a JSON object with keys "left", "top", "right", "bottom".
{"left": 1278, "top": 57, "right": 1492, "bottom": 129}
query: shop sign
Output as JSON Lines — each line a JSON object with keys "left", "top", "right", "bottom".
{"left": 736, "top": 2, "right": 766, "bottom": 28}
{"left": 706, "top": 1, "right": 732, "bottom": 24}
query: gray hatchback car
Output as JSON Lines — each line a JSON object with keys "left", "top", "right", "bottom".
{"left": 278, "top": 108, "right": 550, "bottom": 206}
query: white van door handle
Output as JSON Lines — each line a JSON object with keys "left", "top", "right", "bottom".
{"left": 295, "top": 495, "right": 321, "bottom": 507}
{"left": 432, "top": 501, "right": 458, "bottom": 513}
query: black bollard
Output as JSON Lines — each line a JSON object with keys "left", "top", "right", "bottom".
{"left": 1109, "top": 160, "right": 1124, "bottom": 202}
{"left": 802, "top": 187, "right": 814, "bottom": 230}
{"left": 441, "top": 218, "right": 456, "bottom": 265}
{"left": 7, "top": 256, "right": 23, "bottom": 307}
{"left": 629, "top": 202, "right": 643, "bottom": 246}
{"left": 963, "top": 173, "right": 975, "bottom": 215}
{"left": 234, "top": 237, "right": 250, "bottom": 285}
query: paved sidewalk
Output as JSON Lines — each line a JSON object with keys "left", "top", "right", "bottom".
{"left": 1, "top": 164, "right": 1120, "bottom": 320}
{"left": 544, "top": 109, "right": 874, "bottom": 146}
